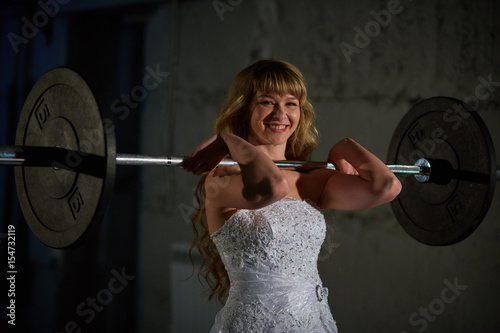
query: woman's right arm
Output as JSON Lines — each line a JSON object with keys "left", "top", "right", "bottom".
{"left": 183, "top": 133, "right": 289, "bottom": 210}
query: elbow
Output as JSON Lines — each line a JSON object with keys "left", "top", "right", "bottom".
{"left": 379, "top": 176, "right": 402, "bottom": 203}
{"left": 263, "top": 174, "right": 289, "bottom": 203}
{"left": 270, "top": 175, "right": 289, "bottom": 199}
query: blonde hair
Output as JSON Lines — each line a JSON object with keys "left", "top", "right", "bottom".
{"left": 190, "top": 60, "right": 319, "bottom": 303}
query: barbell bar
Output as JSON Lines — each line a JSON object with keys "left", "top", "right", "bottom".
{"left": 116, "top": 154, "right": 433, "bottom": 178}
{"left": 3, "top": 145, "right": 496, "bottom": 182}
{"left": 1, "top": 67, "right": 498, "bottom": 248}
{"left": 0, "top": 145, "right": 430, "bottom": 177}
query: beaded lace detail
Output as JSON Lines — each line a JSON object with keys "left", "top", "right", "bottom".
{"left": 210, "top": 197, "right": 337, "bottom": 332}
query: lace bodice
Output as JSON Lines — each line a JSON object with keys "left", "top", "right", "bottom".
{"left": 210, "top": 197, "right": 337, "bottom": 333}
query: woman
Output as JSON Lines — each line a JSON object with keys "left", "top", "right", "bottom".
{"left": 183, "top": 60, "right": 401, "bottom": 332}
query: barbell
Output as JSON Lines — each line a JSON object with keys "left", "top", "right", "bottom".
{"left": 0, "top": 67, "right": 498, "bottom": 248}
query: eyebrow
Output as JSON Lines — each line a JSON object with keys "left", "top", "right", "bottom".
{"left": 256, "top": 93, "right": 298, "bottom": 100}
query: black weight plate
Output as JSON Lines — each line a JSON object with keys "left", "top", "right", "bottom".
{"left": 387, "top": 97, "right": 496, "bottom": 246}
{"left": 15, "top": 67, "right": 116, "bottom": 248}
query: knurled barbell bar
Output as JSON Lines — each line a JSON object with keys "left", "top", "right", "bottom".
{"left": 0, "top": 67, "right": 498, "bottom": 248}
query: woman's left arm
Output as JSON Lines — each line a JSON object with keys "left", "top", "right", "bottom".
{"left": 317, "top": 138, "right": 402, "bottom": 210}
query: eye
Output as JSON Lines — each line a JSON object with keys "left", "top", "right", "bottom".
{"left": 286, "top": 102, "right": 298, "bottom": 106}
{"left": 260, "top": 100, "right": 274, "bottom": 106}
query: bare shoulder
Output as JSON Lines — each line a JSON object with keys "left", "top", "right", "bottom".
{"left": 203, "top": 169, "right": 242, "bottom": 235}
{"left": 205, "top": 201, "right": 234, "bottom": 236}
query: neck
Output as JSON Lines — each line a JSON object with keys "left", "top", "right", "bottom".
{"left": 254, "top": 143, "right": 287, "bottom": 161}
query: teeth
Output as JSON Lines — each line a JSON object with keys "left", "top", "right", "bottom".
{"left": 269, "top": 124, "right": 286, "bottom": 129}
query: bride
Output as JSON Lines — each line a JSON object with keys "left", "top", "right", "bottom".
{"left": 183, "top": 59, "right": 401, "bottom": 332}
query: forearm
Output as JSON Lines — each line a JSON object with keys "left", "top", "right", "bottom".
{"left": 219, "top": 133, "right": 289, "bottom": 203}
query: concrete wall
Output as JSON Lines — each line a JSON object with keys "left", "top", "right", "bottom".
{"left": 139, "top": 1, "right": 500, "bottom": 332}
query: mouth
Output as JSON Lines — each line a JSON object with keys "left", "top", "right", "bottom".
{"left": 265, "top": 123, "right": 289, "bottom": 132}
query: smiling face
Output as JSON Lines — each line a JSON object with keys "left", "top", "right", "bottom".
{"left": 214, "top": 60, "right": 318, "bottom": 161}
{"left": 247, "top": 91, "right": 300, "bottom": 157}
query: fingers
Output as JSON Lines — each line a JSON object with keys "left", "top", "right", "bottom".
{"left": 183, "top": 153, "right": 225, "bottom": 176}
{"left": 335, "top": 159, "right": 359, "bottom": 175}
{"left": 182, "top": 155, "right": 208, "bottom": 175}
{"left": 182, "top": 134, "right": 229, "bottom": 175}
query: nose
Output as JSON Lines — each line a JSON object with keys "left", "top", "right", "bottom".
{"left": 272, "top": 104, "right": 286, "bottom": 120}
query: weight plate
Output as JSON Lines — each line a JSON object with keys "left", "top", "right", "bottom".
{"left": 387, "top": 97, "right": 496, "bottom": 245}
{"left": 15, "top": 67, "right": 116, "bottom": 248}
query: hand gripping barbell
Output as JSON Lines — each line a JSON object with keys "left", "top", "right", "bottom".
{"left": 0, "top": 68, "right": 497, "bottom": 248}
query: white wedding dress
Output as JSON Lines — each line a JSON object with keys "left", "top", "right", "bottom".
{"left": 210, "top": 197, "right": 338, "bottom": 332}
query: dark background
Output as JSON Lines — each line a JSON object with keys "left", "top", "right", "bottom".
{"left": 1, "top": 1, "right": 499, "bottom": 332}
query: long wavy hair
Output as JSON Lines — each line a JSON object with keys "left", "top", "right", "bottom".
{"left": 190, "top": 60, "right": 320, "bottom": 303}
